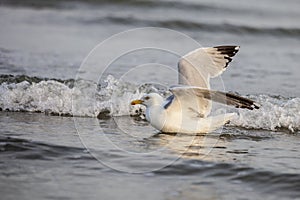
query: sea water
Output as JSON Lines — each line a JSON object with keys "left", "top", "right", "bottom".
{"left": 0, "top": 0, "right": 300, "bottom": 199}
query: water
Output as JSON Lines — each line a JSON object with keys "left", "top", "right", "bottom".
{"left": 0, "top": 0, "right": 300, "bottom": 199}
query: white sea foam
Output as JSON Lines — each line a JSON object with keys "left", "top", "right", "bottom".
{"left": 0, "top": 75, "right": 146, "bottom": 118}
{"left": 230, "top": 95, "right": 300, "bottom": 132}
{"left": 0, "top": 75, "right": 299, "bottom": 132}
{"left": 0, "top": 80, "right": 74, "bottom": 115}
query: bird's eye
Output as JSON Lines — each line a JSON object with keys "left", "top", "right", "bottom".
{"left": 144, "top": 96, "right": 150, "bottom": 100}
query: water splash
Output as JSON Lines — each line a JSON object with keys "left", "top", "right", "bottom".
{"left": 0, "top": 75, "right": 299, "bottom": 132}
{"left": 230, "top": 95, "right": 300, "bottom": 132}
{"left": 0, "top": 75, "right": 146, "bottom": 117}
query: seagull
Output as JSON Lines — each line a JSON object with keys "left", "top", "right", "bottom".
{"left": 131, "top": 46, "right": 260, "bottom": 133}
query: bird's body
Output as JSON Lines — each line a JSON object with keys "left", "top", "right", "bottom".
{"left": 131, "top": 45, "right": 260, "bottom": 133}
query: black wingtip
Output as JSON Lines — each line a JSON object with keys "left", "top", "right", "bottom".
{"left": 236, "top": 103, "right": 260, "bottom": 110}
{"left": 213, "top": 45, "right": 240, "bottom": 68}
{"left": 226, "top": 92, "right": 260, "bottom": 110}
{"left": 252, "top": 102, "right": 261, "bottom": 109}
{"left": 214, "top": 45, "right": 240, "bottom": 56}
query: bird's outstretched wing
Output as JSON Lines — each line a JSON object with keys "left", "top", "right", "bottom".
{"left": 178, "top": 45, "right": 240, "bottom": 88}
{"left": 166, "top": 86, "right": 259, "bottom": 118}
{"left": 177, "top": 45, "right": 240, "bottom": 116}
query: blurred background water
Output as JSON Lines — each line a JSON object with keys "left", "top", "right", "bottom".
{"left": 0, "top": 0, "right": 299, "bottom": 200}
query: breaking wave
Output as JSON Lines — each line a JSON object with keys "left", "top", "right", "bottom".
{"left": 0, "top": 74, "right": 299, "bottom": 132}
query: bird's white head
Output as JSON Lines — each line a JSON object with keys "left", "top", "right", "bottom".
{"left": 131, "top": 93, "right": 164, "bottom": 107}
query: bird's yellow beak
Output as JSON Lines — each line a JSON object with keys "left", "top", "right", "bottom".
{"left": 131, "top": 99, "right": 143, "bottom": 105}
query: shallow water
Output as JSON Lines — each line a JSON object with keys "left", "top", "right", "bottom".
{"left": 0, "top": 0, "right": 300, "bottom": 199}
{"left": 1, "top": 112, "right": 300, "bottom": 200}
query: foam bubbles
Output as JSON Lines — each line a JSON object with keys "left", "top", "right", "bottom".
{"left": 0, "top": 75, "right": 299, "bottom": 132}
{"left": 230, "top": 95, "right": 300, "bottom": 132}
{"left": 0, "top": 75, "right": 145, "bottom": 118}
{"left": 0, "top": 80, "right": 73, "bottom": 115}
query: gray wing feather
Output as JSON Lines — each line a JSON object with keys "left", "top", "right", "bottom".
{"left": 178, "top": 46, "right": 240, "bottom": 88}
{"left": 177, "top": 46, "right": 240, "bottom": 116}
{"left": 170, "top": 87, "right": 260, "bottom": 113}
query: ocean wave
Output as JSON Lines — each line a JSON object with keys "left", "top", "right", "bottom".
{"left": 0, "top": 74, "right": 299, "bottom": 132}
{"left": 0, "top": 74, "right": 149, "bottom": 117}
{"left": 0, "top": 135, "right": 91, "bottom": 160}
{"left": 3, "top": 0, "right": 299, "bottom": 38}
{"left": 0, "top": 0, "right": 215, "bottom": 11}
{"left": 230, "top": 95, "right": 300, "bottom": 133}
{"left": 84, "top": 16, "right": 300, "bottom": 38}
{"left": 155, "top": 160, "right": 300, "bottom": 197}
